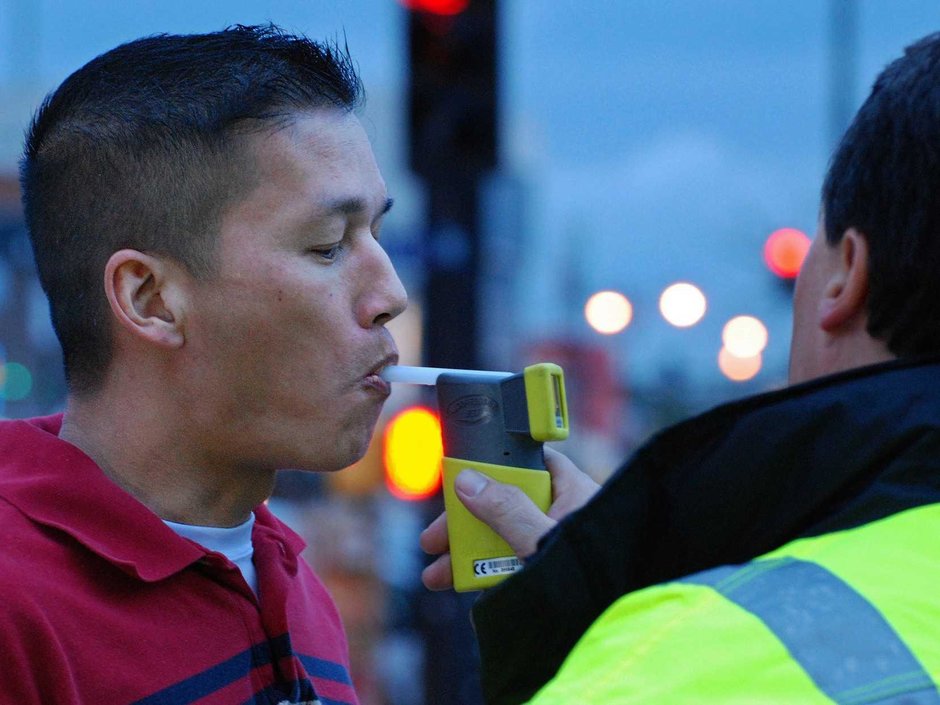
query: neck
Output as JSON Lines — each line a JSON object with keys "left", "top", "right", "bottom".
{"left": 60, "top": 390, "right": 276, "bottom": 527}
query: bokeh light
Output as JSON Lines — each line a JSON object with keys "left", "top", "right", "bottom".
{"left": 659, "top": 282, "right": 707, "bottom": 328}
{"left": 764, "top": 228, "right": 811, "bottom": 279}
{"left": 383, "top": 406, "right": 443, "bottom": 501}
{"left": 585, "top": 290, "right": 633, "bottom": 335}
{"left": 722, "top": 315, "right": 769, "bottom": 358}
{"left": 718, "top": 348, "right": 763, "bottom": 382}
{"left": 0, "top": 362, "right": 33, "bottom": 401}
{"left": 398, "top": 0, "right": 469, "bottom": 15}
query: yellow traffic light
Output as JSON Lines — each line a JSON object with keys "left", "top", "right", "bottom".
{"left": 383, "top": 406, "right": 443, "bottom": 501}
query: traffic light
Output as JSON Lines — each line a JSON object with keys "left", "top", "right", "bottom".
{"left": 399, "top": 0, "right": 469, "bottom": 14}
{"left": 405, "top": 0, "right": 499, "bottom": 370}
{"left": 407, "top": 0, "right": 497, "bottom": 177}
{"left": 382, "top": 406, "right": 443, "bottom": 501}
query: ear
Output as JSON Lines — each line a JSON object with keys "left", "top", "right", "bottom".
{"left": 103, "top": 249, "right": 187, "bottom": 349}
{"left": 819, "top": 228, "right": 870, "bottom": 332}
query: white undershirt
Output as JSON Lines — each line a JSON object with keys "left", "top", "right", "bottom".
{"left": 163, "top": 513, "right": 258, "bottom": 595}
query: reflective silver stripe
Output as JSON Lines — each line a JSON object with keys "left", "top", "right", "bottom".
{"left": 680, "top": 557, "right": 940, "bottom": 704}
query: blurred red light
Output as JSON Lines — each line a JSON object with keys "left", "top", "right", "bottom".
{"left": 399, "top": 0, "right": 469, "bottom": 15}
{"left": 764, "top": 228, "right": 811, "bottom": 279}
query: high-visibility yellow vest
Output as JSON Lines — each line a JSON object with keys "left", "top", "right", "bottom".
{"left": 527, "top": 503, "right": 940, "bottom": 703}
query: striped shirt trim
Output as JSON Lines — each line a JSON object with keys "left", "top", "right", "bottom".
{"left": 130, "top": 638, "right": 353, "bottom": 705}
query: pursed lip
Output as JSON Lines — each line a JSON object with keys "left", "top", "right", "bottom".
{"left": 363, "top": 351, "right": 399, "bottom": 396}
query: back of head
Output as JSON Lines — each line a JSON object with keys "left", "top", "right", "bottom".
{"left": 19, "top": 24, "right": 363, "bottom": 395}
{"left": 822, "top": 32, "right": 940, "bottom": 357}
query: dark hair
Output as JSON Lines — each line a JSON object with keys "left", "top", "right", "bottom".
{"left": 822, "top": 32, "right": 940, "bottom": 357}
{"left": 19, "top": 24, "right": 363, "bottom": 395}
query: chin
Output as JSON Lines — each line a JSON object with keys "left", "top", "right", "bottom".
{"left": 280, "top": 413, "right": 379, "bottom": 472}
{"left": 305, "top": 436, "right": 373, "bottom": 473}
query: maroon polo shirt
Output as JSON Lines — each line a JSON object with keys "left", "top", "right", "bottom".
{"left": 0, "top": 414, "right": 358, "bottom": 705}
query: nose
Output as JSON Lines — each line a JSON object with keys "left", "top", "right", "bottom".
{"left": 359, "top": 237, "right": 408, "bottom": 328}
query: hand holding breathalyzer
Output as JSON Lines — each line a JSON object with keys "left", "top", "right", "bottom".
{"left": 419, "top": 447, "right": 600, "bottom": 592}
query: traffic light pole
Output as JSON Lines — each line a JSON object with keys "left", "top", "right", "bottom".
{"left": 408, "top": 1, "right": 498, "bottom": 369}
{"left": 407, "top": 3, "right": 498, "bottom": 703}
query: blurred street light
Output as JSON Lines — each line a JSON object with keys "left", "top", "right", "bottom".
{"left": 764, "top": 227, "right": 811, "bottom": 279}
{"left": 585, "top": 290, "right": 633, "bottom": 335}
{"left": 722, "top": 315, "right": 768, "bottom": 358}
{"left": 0, "top": 362, "right": 31, "bottom": 401}
{"left": 718, "top": 347, "right": 762, "bottom": 382}
{"left": 659, "top": 282, "right": 707, "bottom": 328}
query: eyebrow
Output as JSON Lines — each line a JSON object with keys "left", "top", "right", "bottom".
{"left": 325, "top": 196, "right": 394, "bottom": 218}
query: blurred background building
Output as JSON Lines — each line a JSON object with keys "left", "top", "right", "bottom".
{"left": 2, "top": 1, "right": 939, "bottom": 703}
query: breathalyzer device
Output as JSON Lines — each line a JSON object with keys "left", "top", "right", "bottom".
{"left": 381, "top": 363, "right": 569, "bottom": 591}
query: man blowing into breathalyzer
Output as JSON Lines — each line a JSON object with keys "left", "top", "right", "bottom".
{"left": 0, "top": 25, "right": 406, "bottom": 704}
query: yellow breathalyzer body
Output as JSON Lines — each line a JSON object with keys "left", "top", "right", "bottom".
{"left": 438, "top": 363, "right": 569, "bottom": 592}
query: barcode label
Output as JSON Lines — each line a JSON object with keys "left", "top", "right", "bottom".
{"left": 473, "top": 556, "right": 523, "bottom": 578}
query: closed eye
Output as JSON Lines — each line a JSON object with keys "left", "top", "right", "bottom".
{"left": 308, "top": 242, "right": 344, "bottom": 261}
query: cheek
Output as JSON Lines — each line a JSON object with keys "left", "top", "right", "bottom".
{"left": 272, "top": 306, "right": 351, "bottom": 388}
{"left": 212, "top": 271, "right": 353, "bottom": 377}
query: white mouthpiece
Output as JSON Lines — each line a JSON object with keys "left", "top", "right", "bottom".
{"left": 380, "top": 365, "right": 513, "bottom": 386}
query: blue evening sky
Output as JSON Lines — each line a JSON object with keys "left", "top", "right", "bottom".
{"left": 1, "top": 0, "right": 939, "bottom": 396}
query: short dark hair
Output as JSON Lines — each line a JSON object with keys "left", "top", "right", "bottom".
{"left": 19, "top": 24, "right": 363, "bottom": 395}
{"left": 822, "top": 32, "right": 940, "bottom": 357}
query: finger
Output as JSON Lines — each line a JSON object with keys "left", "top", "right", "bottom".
{"left": 544, "top": 445, "right": 581, "bottom": 481}
{"left": 454, "top": 469, "right": 556, "bottom": 558}
{"left": 544, "top": 446, "right": 600, "bottom": 520}
{"left": 421, "top": 553, "right": 454, "bottom": 591}
{"left": 419, "top": 511, "right": 450, "bottom": 555}
{"left": 544, "top": 446, "right": 595, "bottom": 492}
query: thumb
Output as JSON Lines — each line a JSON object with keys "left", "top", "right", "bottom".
{"left": 454, "top": 469, "right": 556, "bottom": 559}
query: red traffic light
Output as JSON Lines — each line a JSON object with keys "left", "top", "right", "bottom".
{"left": 383, "top": 406, "right": 443, "bottom": 501}
{"left": 399, "top": 0, "right": 469, "bottom": 15}
{"left": 764, "top": 228, "right": 811, "bottom": 279}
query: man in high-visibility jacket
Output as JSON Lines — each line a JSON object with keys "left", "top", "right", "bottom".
{"left": 421, "top": 31, "right": 940, "bottom": 705}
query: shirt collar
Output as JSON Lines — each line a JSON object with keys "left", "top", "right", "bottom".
{"left": 0, "top": 414, "right": 207, "bottom": 581}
